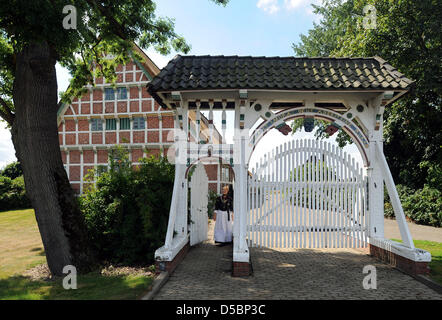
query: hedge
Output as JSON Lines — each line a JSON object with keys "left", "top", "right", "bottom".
{"left": 79, "top": 147, "right": 174, "bottom": 265}
{"left": 384, "top": 184, "right": 442, "bottom": 227}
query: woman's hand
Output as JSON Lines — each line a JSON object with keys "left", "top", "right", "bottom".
{"left": 213, "top": 212, "right": 216, "bottom": 221}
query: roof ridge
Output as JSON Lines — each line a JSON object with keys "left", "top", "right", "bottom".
{"left": 177, "top": 55, "right": 381, "bottom": 60}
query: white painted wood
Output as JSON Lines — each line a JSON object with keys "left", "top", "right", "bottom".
{"left": 189, "top": 163, "right": 209, "bottom": 246}
{"left": 375, "top": 141, "right": 414, "bottom": 249}
{"left": 246, "top": 138, "right": 368, "bottom": 249}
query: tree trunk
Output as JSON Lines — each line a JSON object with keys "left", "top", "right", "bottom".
{"left": 11, "top": 41, "right": 96, "bottom": 276}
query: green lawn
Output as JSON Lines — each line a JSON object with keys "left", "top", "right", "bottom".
{"left": 392, "top": 238, "right": 442, "bottom": 285}
{"left": 0, "top": 209, "right": 154, "bottom": 300}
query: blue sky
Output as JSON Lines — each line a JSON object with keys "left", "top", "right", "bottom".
{"left": 0, "top": 0, "right": 363, "bottom": 169}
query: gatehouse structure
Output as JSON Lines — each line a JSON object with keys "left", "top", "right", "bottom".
{"left": 149, "top": 55, "right": 431, "bottom": 277}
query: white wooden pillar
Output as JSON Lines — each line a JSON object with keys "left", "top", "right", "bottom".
{"left": 221, "top": 100, "right": 227, "bottom": 144}
{"left": 196, "top": 100, "right": 201, "bottom": 144}
{"left": 66, "top": 150, "right": 70, "bottom": 178}
{"left": 174, "top": 100, "right": 188, "bottom": 238}
{"left": 208, "top": 100, "right": 214, "bottom": 144}
{"left": 62, "top": 120, "right": 66, "bottom": 145}
{"left": 367, "top": 108, "right": 385, "bottom": 239}
{"left": 233, "top": 98, "right": 250, "bottom": 263}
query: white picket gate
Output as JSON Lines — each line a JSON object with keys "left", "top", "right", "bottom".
{"left": 189, "top": 163, "right": 209, "bottom": 246}
{"left": 247, "top": 139, "right": 369, "bottom": 249}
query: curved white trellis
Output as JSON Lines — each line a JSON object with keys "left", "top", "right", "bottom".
{"left": 247, "top": 139, "right": 369, "bottom": 249}
{"left": 248, "top": 106, "right": 370, "bottom": 167}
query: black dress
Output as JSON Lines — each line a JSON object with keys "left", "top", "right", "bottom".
{"left": 215, "top": 195, "right": 233, "bottom": 221}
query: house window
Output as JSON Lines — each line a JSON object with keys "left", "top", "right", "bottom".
{"left": 91, "top": 119, "right": 103, "bottom": 131}
{"left": 133, "top": 117, "right": 145, "bottom": 130}
{"left": 105, "top": 88, "right": 115, "bottom": 100}
{"left": 120, "top": 118, "right": 131, "bottom": 130}
{"left": 117, "top": 87, "right": 127, "bottom": 100}
{"left": 106, "top": 119, "right": 116, "bottom": 130}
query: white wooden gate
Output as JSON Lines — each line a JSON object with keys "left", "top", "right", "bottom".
{"left": 247, "top": 139, "right": 369, "bottom": 249}
{"left": 189, "top": 163, "right": 209, "bottom": 246}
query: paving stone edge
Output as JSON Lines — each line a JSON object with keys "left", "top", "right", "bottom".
{"left": 140, "top": 271, "right": 170, "bottom": 300}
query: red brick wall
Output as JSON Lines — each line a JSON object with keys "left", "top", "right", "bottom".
{"left": 133, "top": 131, "right": 145, "bottom": 143}
{"left": 78, "top": 120, "right": 88, "bottom": 131}
{"left": 78, "top": 133, "right": 89, "bottom": 144}
{"left": 92, "top": 133, "right": 102, "bottom": 144}
{"left": 205, "top": 164, "right": 218, "bottom": 181}
{"left": 69, "top": 166, "right": 80, "bottom": 181}
{"left": 147, "top": 117, "right": 159, "bottom": 128}
{"left": 147, "top": 131, "right": 159, "bottom": 143}
{"left": 97, "top": 150, "right": 108, "bottom": 163}
{"left": 58, "top": 59, "right": 228, "bottom": 194}
{"left": 83, "top": 150, "right": 94, "bottom": 164}
{"left": 119, "top": 132, "right": 130, "bottom": 144}
{"left": 131, "top": 149, "right": 144, "bottom": 162}
{"left": 105, "top": 132, "right": 116, "bottom": 144}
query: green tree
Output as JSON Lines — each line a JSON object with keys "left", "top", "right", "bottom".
{"left": 0, "top": 161, "right": 23, "bottom": 180}
{"left": 292, "top": 0, "right": 442, "bottom": 189}
{"left": 0, "top": 0, "right": 229, "bottom": 276}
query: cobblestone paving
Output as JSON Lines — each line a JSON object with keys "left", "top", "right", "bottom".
{"left": 154, "top": 221, "right": 442, "bottom": 300}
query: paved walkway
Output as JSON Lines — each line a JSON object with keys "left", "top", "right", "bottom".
{"left": 384, "top": 218, "right": 442, "bottom": 243}
{"left": 154, "top": 220, "right": 441, "bottom": 300}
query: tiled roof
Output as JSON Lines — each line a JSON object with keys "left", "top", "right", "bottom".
{"left": 147, "top": 55, "right": 414, "bottom": 96}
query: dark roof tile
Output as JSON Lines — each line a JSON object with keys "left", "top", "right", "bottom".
{"left": 148, "top": 55, "right": 414, "bottom": 97}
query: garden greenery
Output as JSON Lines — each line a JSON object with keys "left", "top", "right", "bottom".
{"left": 79, "top": 147, "right": 174, "bottom": 265}
{"left": 0, "top": 162, "right": 30, "bottom": 211}
{"left": 384, "top": 185, "right": 442, "bottom": 227}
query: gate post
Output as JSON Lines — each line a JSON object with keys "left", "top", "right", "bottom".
{"left": 367, "top": 137, "right": 385, "bottom": 240}
{"left": 232, "top": 101, "right": 251, "bottom": 277}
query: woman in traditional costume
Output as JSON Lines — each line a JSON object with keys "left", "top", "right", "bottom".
{"left": 213, "top": 185, "right": 233, "bottom": 244}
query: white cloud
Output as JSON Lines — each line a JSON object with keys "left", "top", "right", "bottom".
{"left": 284, "top": 0, "right": 306, "bottom": 10}
{"left": 257, "top": 0, "right": 322, "bottom": 17}
{"left": 257, "top": 0, "right": 280, "bottom": 14}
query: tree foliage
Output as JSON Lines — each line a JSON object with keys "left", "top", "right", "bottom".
{"left": 0, "top": 161, "right": 23, "bottom": 180}
{"left": 0, "top": 0, "right": 229, "bottom": 120}
{"left": 292, "top": 0, "right": 442, "bottom": 189}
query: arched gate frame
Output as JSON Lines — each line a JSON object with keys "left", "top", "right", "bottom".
{"left": 150, "top": 56, "right": 431, "bottom": 277}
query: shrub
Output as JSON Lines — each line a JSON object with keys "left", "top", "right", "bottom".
{"left": 0, "top": 175, "right": 31, "bottom": 211}
{"left": 384, "top": 184, "right": 414, "bottom": 219}
{"left": 79, "top": 147, "right": 174, "bottom": 265}
{"left": 384, "top": 184, "right": 442, "bottom": 227}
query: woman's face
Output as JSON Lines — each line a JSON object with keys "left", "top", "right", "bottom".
{"left": 222, "top": 186, "right": 229, "bottom": 195}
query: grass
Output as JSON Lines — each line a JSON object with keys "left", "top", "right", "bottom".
{"left": 0, "top": 209, "right": 46, "bottom": 278}
{"left": 0, "top": 272, "right": 153, "bottom": 300}
{"left": 391, "top": 238, "right": 442, "bottom": 286}
{"left": 0, "top": 209, "right": 154, "bottom": 300}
